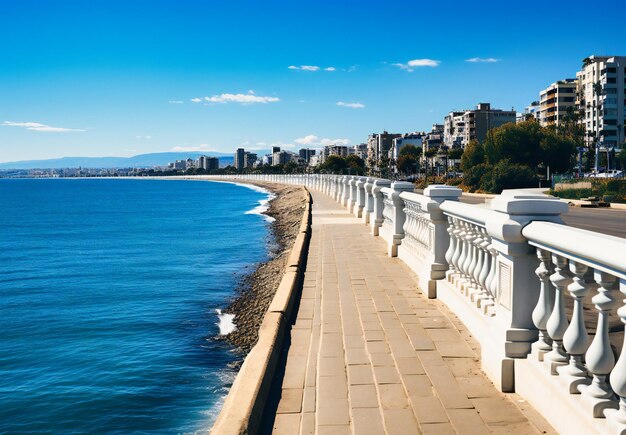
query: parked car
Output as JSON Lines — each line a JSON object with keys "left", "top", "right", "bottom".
{"left": 589, "top": 170, "right": 624, "bottom": 178}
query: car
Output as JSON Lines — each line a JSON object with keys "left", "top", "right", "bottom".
{"left": 588, "top": 170, "right": 624, "bottom": 178}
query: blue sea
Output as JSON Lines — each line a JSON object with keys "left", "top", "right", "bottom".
{"left": 0, "top": 178, "right": 273, "bottom": 434}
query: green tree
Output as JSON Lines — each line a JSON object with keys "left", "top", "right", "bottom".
{"left": 448, "top": 147, "right": 463, "bottom": 160}
{"left": 479, "top": 160, "right": 538, "bottom": 193}
{"left": 397, "top": 155, "right": 419, "bottom": 174}
{"left": 482, "top": 120, "right": 543, "bottom": 166}
{"left": 540, "top": 129, "right": 577, "bottom": 173}
{"left": 399, "top": 144, "right": 422, "bottom": 159}
{"left": 345, "top": 154, "right": 366, "bottom": 175}
{"left": 319, "top": 155, "right": 348, "bottom": 174}
{"left": 460, "top": 140, "right": 484, "bottom": 171}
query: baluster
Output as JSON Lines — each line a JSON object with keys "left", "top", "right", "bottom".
{"left": 468, "top": 225, "right": 483, "bottom": 301}
{"left": 445, "top": 217, "right": 456, "bottom": 274}
{"left": 545, "top": 254, "right": 570, "bottom": 373}
{"left": 581, "top": 271, "right": 619, "bottom": 417}
{"left": 558, "top": 260, "right": 591, "bottom": 393}
{"left": 531, "top": 249, "right": 555, "bottom": 361}
{"left": 608, "top": 279, "right": 626, "bottom": 432}
{"left": 451, "top": 218, "right": 465, "bottom": 284}
{"left": 461, "top": 222, "right": 474, "bottom": 292}
{"left": 475, "top": 229, "right": 491, "bottom": 307}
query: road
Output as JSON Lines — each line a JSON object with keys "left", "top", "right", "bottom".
{"left": 459, "top": 195, "right": 626, "bottom": 239}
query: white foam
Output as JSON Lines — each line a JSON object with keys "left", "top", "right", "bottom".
{"left": 215, "top": 309, "right": 236, "bottom": 335}
{"left": 245, "top": 194, "right": 276, "bottom": 222}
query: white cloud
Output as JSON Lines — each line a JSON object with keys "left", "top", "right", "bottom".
{"left": 168, "top": 100, "right": 184, "bottom": 104}
{"left": 1, "top": 121, "right": 85, "bottom": 132}
{"left": 466, "top": 57, "right": 499, "bottom": 63}
{"left": 393, "top": 58, "right": 440, "bottom": 72}
{"left": 172, "top": 144, "right": 218, "bottom": 152}
{"left": 136, "top": 135, "right": 152, "bottom": 140}
{"left": 288, "top": 65, "right": 336, "bottom": 72}
{"left": 200, "top": 91, "right": 279, "bottom": 104}
{"left": 336, "top": 101, "right": 365, "bottom": 109}
{"left": 190, "top": 97, "right": 202, "bottom": 103}
{"left": 294, "top": 134, "right": 350, "bottom": 147}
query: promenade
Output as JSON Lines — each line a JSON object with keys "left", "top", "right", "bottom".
{"left": 265, "top": 190, "right": 554, "bottom": 434}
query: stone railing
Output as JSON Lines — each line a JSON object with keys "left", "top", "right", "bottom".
{"left": 205, "top": 173, "right": 626, "bottom": 435}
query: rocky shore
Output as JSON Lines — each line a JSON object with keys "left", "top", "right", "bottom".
{"left": 222, "top": 182, "right": 307, "bottom": 354}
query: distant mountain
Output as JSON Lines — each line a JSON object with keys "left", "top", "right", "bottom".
{"left": 0, "top": 152, "right": 239, "bottom": 169}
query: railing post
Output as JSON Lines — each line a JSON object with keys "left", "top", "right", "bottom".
{"left": 381, "top": 181, "right": 414, "bottom": 257}
{"left": 348, "top": 177, "right": 358, "bottom": 213}
{"left": 486, "top": 190, "right": 568, "bottom": 368}
{"left": 354, "top": 177, "right": 366, "bottom": 218}
{"left": 370, "top": 179, "right": 391, "bottom": 236}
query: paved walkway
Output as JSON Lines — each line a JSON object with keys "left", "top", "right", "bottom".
{"left": 266, "top": 190, "right": 554, "bottom": 434}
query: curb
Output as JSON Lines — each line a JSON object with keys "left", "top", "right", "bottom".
{"left": 211, "top": 186, "right": 312, "bottom": 435}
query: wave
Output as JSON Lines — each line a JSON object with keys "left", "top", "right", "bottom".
{"left": 215, "top": 309, "right": 236, "bottom": 336}
{"left": 245, "top": 194, "right": 276, "bottom": 222}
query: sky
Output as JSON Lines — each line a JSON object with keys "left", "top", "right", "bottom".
{"left": 1, "top": 0, "right": 625, "bottom": 163}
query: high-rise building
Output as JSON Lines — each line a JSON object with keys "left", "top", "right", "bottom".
{"left": 539, "top": 79, "right": 577, "bottom": 126}
{"left": 244, "top": 152, "right": 257, "bottom": 168}
{"left": 443, "top": 103, "right": 516, "bottom": 148}
{"left": 299, "top": 148, "right": 316, "bottom": 163}
{"left": 390, "top": 133, "right": 424, "bottom": 161}
{"left": 422, "top": 124, "right": 444, "bottom": 156}
{"left": 234, "top": 148, "right": 245, "bottom": 170}
{"left": 207, "top": 157, "right": 219, "bottom": 171}
{"left": 576, "top": 55, "right": 626, "bottom": 147}
{"left": 272, "top": 147, "right": 281, "bottom": 166}
{"left": 517, "top": 101, "right": 541, "bottom": 123}
{"left": 367, "top": 131, "right": 401, "bottom": 167}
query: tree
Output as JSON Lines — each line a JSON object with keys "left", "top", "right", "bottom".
{"left": 345, "top": 154, "right": 366, "bottom": 175}
{"left": 540, "top": 129, "right": 577, "bottom": 173}
{"left": 319, "top": 155, "right": 347, "bottom": 174}
{"left": 618, "top": 148, "right": 626, "bottom": 170}
{"left": 397, "top": 155, "right": 419, "bottom": 174}
{"left": 460, "top": 140, "right": 484, "bottom": 171}
{"left": 448, "top": 147, "right": 463, "bottom": 160}
{"left": 482, "top": 120, "right": 543, "bottom": 166}
{"left": 479, "top": 160, "right": 538, "bottom": 193}
{"left": 399, "top": 144, "right": 422, "bottom": 159}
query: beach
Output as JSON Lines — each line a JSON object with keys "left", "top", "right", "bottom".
{"left": 221, "top": 181, "right": 307, "bottom": 354}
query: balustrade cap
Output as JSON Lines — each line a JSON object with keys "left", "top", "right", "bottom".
{"left": 390, "top": 181, "right": 415, "bottom": 192}
{"left": 523, "top": 221, "right": 626, "bottom": 279}
{"left": 423, "top": 184, "right": 462, "bottom": 199}
{"left": 372, "top": 179, "right": 392, "bottom": 187}
{"left": 490, "top": 189, "right": 568, "bottom": 215}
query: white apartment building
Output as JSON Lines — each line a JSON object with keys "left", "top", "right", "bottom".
{"left": 539, "top": 79, "right": 577, "bottom": 126}
{"left": 517, "top": 101, "right": 541, "bottom": 123}
{"left": 576, "top": 55, "right": 626, "bottom": 147}
{"left": 443, "top": 103, "right": 516, "bottom": 148}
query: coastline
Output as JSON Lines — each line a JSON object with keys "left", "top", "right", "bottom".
{"left": 218, "top": 180, "right": 306, "bottom": 354}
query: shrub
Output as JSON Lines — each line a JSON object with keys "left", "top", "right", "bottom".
{"left": 462, "top": 163, "right": 491, "bottom": 192}
{"left": 479, "top": 160, "right": 538, "bottom": 193}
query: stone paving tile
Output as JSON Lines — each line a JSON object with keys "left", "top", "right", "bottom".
{"left": 269, "top": 190, "right": 553, "bottom": 434}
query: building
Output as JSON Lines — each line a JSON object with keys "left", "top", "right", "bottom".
{"left": 244, "top": 152, "right": 257, "bottom": 168}
{"left": 353, "top": 143, "right": 368, "bottom": 160}
{"left": 323, "top": 145, "right": 349, "bottom": 159}
{"left": 539, "top": 79, "right": 577, "bottom": 126}
{"left": 443, "top": 103, "right": 516, "bottom": 148}
{"left": 272, "top": 147, "right": 282, "bottom": 166}
{"left": 576, "top": 55, "right": 626, "bottom": 147}
{"left": 443, "top": 112, "right": 465, "bottom": 148}
{"left": 422, "top": 124, "right": 444, "bottom": 156}
{"left": 390, "top": 133, "right": 424, "bottom": 161}
{"left": 517, "top": 101, "right": 541, "bottom": 123}
{"left": 367, "top": 131, "right": 401, "bottom": 167}
{"left": 274, "top": 150, "right": 293, "bottom": 165}
{"left": 234, "top": 148, "right": 245, "bottom": 170}
{"left": 171, "top": 159, "right": 187, "bottom": 170}
{"left": 299, "top": 148, "right": 316, "bottom": 163}
{"left": 206, "top": 157, "right": 219, "bottom": 171}
{"left": 198, "top": 155, "right": 220, "bottom": 171}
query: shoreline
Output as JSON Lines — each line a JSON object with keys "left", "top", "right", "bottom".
{"left": 216, "top": 180, "right": 306, "bottom": 354}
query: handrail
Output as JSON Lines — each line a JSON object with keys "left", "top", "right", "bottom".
{"left": 440, "top": 200, "right": 492, "bottom": 227}
{"left": 522, "top": 220, "right": 626, "bottom": 280}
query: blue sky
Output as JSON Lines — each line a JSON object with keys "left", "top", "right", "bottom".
{"left": 1, "top": 0, "right": 625, "bottom": 162}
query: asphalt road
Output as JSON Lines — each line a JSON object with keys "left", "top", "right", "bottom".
{"left": 459, "top": 195, "right": 626, "bottom": 239}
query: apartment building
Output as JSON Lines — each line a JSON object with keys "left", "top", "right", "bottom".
{"left": 539, "top": 79, "right": 577, "bottom": 126}
{"left": 576, "top": 55, "right": 626, "bottom": 147}
{"left": 517, "top": 101, "right": 541, "bottom": 123}
{"left": 443, "top": 103, "right": 516, "bottom": 148}
{"left": 390, "top": 133, "right": 424, "bottom": 161}
{"left": 422, "top": 124, "right": 444, "bottom": 156}
{"left": 353, "top": 143, "right": 368, "bottom": 160}
{"left": 366, "top": 131, "right": 401, "bottom": 167}
{"left": 234, "top": 148, "right": 245, "bottom": 170}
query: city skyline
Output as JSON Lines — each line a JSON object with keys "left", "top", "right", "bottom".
{"left": 1, "top": 0, "right": 625, "bottom": 163}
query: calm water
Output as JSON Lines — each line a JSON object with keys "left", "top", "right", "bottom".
{"left": 0, "top": 178, "right": 272, "bottom": 434}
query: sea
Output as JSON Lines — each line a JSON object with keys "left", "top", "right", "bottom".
{"left": 0, "top": 178, "right": 274, "bottom": 434}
